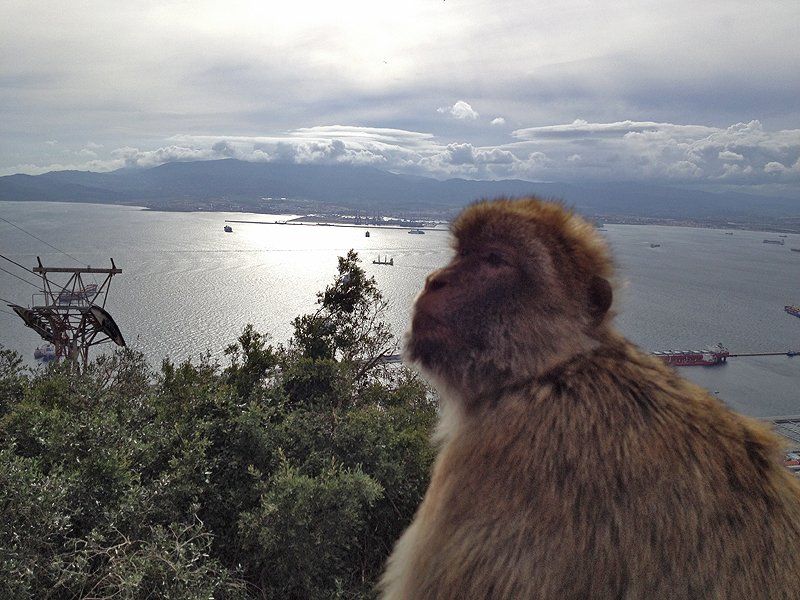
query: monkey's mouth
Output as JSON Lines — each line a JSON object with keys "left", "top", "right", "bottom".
{"left": 411, "top": 309, "right": 445, "bottom": 333}
{"left": 407, "top": 309, "right": 457, "bottom": 368}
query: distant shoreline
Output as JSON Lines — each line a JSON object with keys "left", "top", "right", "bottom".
{"left": 2, "top": 198, "right": 799, "bottom": 235}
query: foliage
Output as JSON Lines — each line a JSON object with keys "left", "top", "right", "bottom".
{"left": 289, "top": 249, "right": 394, "bottom": 365}
{"left": 0, "top": 251, "right": 436, "bottom": 599}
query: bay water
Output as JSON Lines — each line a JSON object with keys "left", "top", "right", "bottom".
{"left": 1, "top": 201, "right": 798, "bottom": 417}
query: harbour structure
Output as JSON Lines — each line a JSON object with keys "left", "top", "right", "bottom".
{"left": 772, "top": 417, "right": 800, "bottom": 446}
{"left": 653, "top": 345, "right": 729, "bottom": 366}
{"left": 379, "top": 345, "right": 796, "bottom": 368}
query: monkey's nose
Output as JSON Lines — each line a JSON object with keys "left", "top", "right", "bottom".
{"left": 425, "top": 272, "right": 447, "bottom": 292}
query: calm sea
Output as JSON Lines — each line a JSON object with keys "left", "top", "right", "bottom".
{"left": 1, "top": 201, "right": 798, "bottom": 418}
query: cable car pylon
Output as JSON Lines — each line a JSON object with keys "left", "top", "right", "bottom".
{"left": 7, "top": 257, "right": 126, "bottom": 368}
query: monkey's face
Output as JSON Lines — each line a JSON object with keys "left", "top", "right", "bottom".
{"left": 408, "top": 237, "right": 568, "bottom": 388}
{"left": 406, "top": 199, "right": 613, "bottom": 395}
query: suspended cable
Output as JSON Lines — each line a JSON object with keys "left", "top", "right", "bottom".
{"left": 0, "top": 253, "right": 82, "bottom": 297}
{"left": 0, "top": 265, "right": 40, "bottom": 289}
{"left": 0, "top": 294, "right": 20, "bottom": 317}
{"left": 0, "top": 215, "right": 82, "bottom": 264}
{"left": 0, "top": 253, "right": 36, "bottom": 275}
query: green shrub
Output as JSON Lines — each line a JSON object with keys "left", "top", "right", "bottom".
{"left": 0, "top": 251, "right": 436, "bottom": 598}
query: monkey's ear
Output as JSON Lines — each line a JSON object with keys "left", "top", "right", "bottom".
{"left": 588, "top": 276, "right": 612, "bottom": 322}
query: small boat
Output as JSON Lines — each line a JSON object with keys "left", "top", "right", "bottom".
{"left": 365, "top": 231, "right": 370, "bottom": 237}
{"left": 779, "top": 234, "right": 788, "bottom": 237}
{"left": 763, "top": 239, "right": 784, "bottom": 245}
{"left": 785, "top": 305, "right": 800, "bottom": 319}
{"left": 791, "top": 248, "right": 800, "bottom": 253}
{"left": 408, "top": 229, "right": 425, "bottom": 234}
{"left": 724, "top": 232, "right": 734, "bottom": 235}
{"left": 33, "top": 344, "right": 56, "bottom": 362}
{"left": 224, "top": 225, "right": 233, "bottom": 233}
{"left": 650, "top": 243, "right": 661, "bottom": 248}
{"left": 373, "top": 255, "right": 394, "bottom": 266}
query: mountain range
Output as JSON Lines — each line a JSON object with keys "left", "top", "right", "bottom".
{"left": 1, "top": 159, "right": 797, "bottom": 228}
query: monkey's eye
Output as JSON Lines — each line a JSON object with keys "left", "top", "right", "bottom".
{"left": 484, "top": 251, "right": 508, "bottom": 266}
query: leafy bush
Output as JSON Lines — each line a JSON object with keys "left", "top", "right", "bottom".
{"left": 0, "top": 251, "right": 436, "bottom": 599}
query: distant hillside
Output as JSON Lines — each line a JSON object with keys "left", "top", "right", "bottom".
{"left": 1, "top": 159, "right": 797, "bottom": 226}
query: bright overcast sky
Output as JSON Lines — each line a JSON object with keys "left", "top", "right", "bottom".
{"left": 1, "top": 0, "right": 798, "bottom": 195}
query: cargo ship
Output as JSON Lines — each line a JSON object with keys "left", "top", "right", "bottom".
{"left": 786, "top": 305, "right": 800, "bottom": 319}
{"left": 785, "top": 451, "right": 800, "bottom": 473}
{"left": 652, "top": 344, "right": 729, "bottom": 366}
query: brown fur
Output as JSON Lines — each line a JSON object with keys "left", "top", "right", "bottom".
{"left": 380, "top": 197, "right": 800, "bottom": 599}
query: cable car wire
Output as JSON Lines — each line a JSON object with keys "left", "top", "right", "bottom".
{"left": 0, "top": 265, "right": 40, "bottom": 289}
{"left": 0, "top": 216, "right": 82, "bottom": 264}
{"left": 0, "top": 253, "right": 37, "bottom": 275}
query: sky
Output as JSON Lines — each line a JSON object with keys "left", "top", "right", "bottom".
{"left": 1, "top": 0, "right": 799, "bottom": 197}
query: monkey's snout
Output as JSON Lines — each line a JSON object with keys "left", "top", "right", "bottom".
{"left": 426, "top": 278, "right": 446, "bottom": 293}
{"left": 424, "top": 270, "right": 449, "bottom": 293}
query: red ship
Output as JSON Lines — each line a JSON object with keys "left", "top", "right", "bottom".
{"left": 652, "top": 344, "right": 729, "bottom": 366}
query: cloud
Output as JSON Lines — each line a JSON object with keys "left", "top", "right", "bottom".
{"left": 439, "top": 143, "right": 515, "bottom": 167}
{"left": 491, "top": 117, "right": 506, "bottom": 126}
{"left": 764, "top": 161, "right": 786, "bottom": 174}
{"left": 288, "top": 126, "right": 436, "bottom": 148}
{"left": 667, "top": 160, "right": 703, "bottom": 178}
{"left": 211, "top": 140, "right": 238, "bottom": 158}
{"left": 4, "top": 120, "right": 799, "bottom": 196}
{"left": 719, "top": 163, "right": 753, "bottom": 178}
{"left": 109, "top": 145, "right": 217, "bottom": 169}
{"left": 437, "top": 100, "right": 479, "bottom": 120}
{"left": 506, "top": 119, "right": 800, "bottom": 189}
{"left": 513, "top": 119, "right": 717, "bottom": 140}
{"left": 478, "top": 148, "right": 515, "bottom": 164}
{"left": 718, "top": 150, "right": 744, "bottom": 161}
{"left": 446, "top": 143, "right": 475, "bottom": 165}
{"left": 2, "top": 0, "right": 798, "bottom": 186}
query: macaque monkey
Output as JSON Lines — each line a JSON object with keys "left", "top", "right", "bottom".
{"left": 380, "top": 197, "right": 800, "bottom": 599}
